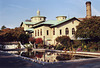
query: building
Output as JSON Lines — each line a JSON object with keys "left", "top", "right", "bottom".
{"left": 21, "top": 11, "right": 80, "bottom": 45}
{"left": 20, "top": 1, "right": 92, "bottom": 45}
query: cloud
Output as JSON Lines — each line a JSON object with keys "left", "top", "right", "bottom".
{"left": 9, "top": 4, "right": 29, "bottom": 10}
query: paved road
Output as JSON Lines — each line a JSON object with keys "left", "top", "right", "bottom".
{"left": 0, "top": 51, "right": 100, "bottom": 68}
{"left": 0, "top": 52, "right": 42, "bottom": 68}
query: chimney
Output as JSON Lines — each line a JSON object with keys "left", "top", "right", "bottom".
{"left": 86, "top": 1, "right": 92, "bottom": 18}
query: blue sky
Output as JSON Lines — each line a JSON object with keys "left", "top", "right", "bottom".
{"left": 0, "top": 0, "right": 100, "bottom": 28}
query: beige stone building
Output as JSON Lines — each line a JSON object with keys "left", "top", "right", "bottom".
{"left": 20, "top": 1, "right": 92, "bottom": 45}
{"left": 21, "top": 10, "right": 80, "bottom": 45}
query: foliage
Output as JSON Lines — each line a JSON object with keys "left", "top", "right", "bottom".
{"left": 56, "top": 54, "right": 72, "bottom": 61}
{"left": 97, "top": 41, "right": 100, "bottom": 51}
{"left": 55, "top": 36, "right": 71, "bottom": 48}
{"left": 77, "top": 47, "right": 82, "bottom": 51}
{"left": 87, "top": 42, "right": 98, "bottom": 50}
{"left": 35, "top": 38, "right": 43, "bottom": 44}
{"left": 1, "top": 25, "right": 6, "bottom": 30}
{"left": 38, "top": 44, "right": 44, "bottom": 48}
{"left": 18, "top": 33, "right": 29, "bottom": 43}
{"left": 17, "top": 43, "right": 21, "bottom": 49}
{"left": 0, "top": 27, "right": 29, "bottom": 43}
{"left": 72, "top": 40, "right": 82, "bottom": 48}
{"left": 55, "top": 44, "right": 64, "bottom": 50}
{"left": 75, "top": 16, "right": 100, "bottom": 40}
{"left": 75, "top": 16, "right": 100, "bottom": 52}
{"left": 28, "top": 37, "right": 35, "bottom": 44}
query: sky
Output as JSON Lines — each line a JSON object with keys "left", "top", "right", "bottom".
{"left": 0, "top": 0, "right": 100, "bottom": 28}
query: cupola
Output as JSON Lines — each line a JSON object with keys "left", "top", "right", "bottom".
{"left": 31, "top": 10, "right": 46, "bottom": 23}
{"left": 56, "top": 16, "right": 67, "bottom": 21}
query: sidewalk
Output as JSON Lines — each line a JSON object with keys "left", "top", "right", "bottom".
{"left": 0, "top": 51, "right": 42, "bottom": 68}
{"left": 0, "top": 51, "right": 100, "bottom": 68}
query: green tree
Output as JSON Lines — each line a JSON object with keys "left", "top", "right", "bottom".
{"left": 1, "top": 25, "right": 6, "bottom": 30}
{"left": 75, "top": 16, "right": 100, "bottom": 41}
{"left": 55, "top": 36, "right": 71, "bottom": 48}
{"left": 75, "top": 16, "right": 100, "bottom": 51}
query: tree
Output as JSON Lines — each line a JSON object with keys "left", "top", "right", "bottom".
{"left": 1, "top": 25, "right": 6, "bottom": 30}
{"left": 55, "top": 36, "right": 71, "bottom": 48}
{"left": 28, "top": 37, "right": 35, "bottom": 44}
{"left": 75, "top": 16, "right": 100, "bottom": 41}
{"left": 0, "top": 27, "right": 29, "bottom": 43}
{"left": 0, "top": 28, "right": 12, "bottom": 42}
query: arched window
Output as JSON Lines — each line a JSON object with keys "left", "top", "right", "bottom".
{"left": 28, "top": 25, "right": 30, "bottom": 27}
{"left": 40, "top": 29, "right": 42, "bottom": 36}
{"left": 72, "top": 28, "right": 75, "bottom": 35}
{"left": 53, "top": 28, "right": 55, "bottom": 35}
{"left": 47, "top": 30, "right": 49, "bottom": 35}
{"left": 65, "top": 28, "right": 69, "bottom": 35}
{"left": 60, "top": 29, "right": 62, "bottom": 35}
{"left": 72, "top": 21, "right": 74, "bottom": 24}
{"left": 38, "top": 30, "right": 39, "bottom": 36}
{"left": 35, "top": 30, "right": 37, "bottom": 36}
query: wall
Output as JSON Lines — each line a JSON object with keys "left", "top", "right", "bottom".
{"left": 33, "top": 19, "right": 80, "bottom": 45}
{"left": 31, "top": 17, "right": 45, "bottom": 22}
{"left": 52, "top": 19, "right": 80, "bottom": 45}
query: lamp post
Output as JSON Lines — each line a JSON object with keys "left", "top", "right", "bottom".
{"left": 43, "top": 36, "right": 45, "bottom": 48}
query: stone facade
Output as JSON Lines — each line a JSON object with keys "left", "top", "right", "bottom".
{"left": 20, "top": 10, "right": 80, "bottom": 45}
{"left": 33, "top": 18, "right": 80, "bottom": 45}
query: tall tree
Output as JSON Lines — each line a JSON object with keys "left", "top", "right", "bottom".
{"left": 0, "top": 27, "right": 29, "bottom": 43}
{"left": 1, "top": 25, "right": 6, "bottom": 30}
{"left": 75, "top": 16, "right": 100, "bottom": 41}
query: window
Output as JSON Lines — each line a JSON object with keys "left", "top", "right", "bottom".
{"left": 32, "top": 25, "right": 34, "bottom": 27}
{"left": 38, "top": 30, "right": 39, "bottom": 36}
{"left": 53, "top": 28, "right": 55, "bottom": 35}
{"left": 40, "top": 29, "right": 42, "bottom": 36}
{"left": 65, "top": 28, "right": 69, "bottom": 35}
{"left": 28, "top": 25, "right": 30, "bottom": 27}
{"left": 35, "top": 18, "right": 37, "bottom": 20}
{"left": 47, "top": 30, "right": 49, "bottom": 35}
{"left": 60, "top": 29, "right": 62, "bottom": 35}
{"left": 35, "top": 30, "right": 37, "bottom": 36}
{"left": 72, "top": 21, "right": 74, "bottom": 24}
{"left": 72, "top": 28, "right": 75, "bottom": 35}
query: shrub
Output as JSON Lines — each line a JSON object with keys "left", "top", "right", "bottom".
{"left": 56, "top": 54, "right": 72, "bottom": 61}
{"left": 55, "top": 44, "right": 64, "bottom": 50}
{"left": 28, "top": 37, "right": 35, "bottom": 44}
{"left": 73, "top": 40, "right": 82, "bottom": 48}
{"left": 35, "top": 38, "right": 43, "bottom": 44}
{"left": 38, "top": 44, "right": 44, "bottom": 48}
{"left": 55, "top": 36, "right": 71, "bottom": 48}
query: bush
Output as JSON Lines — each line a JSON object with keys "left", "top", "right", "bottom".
{"left": 55, "top": 44, "right": 64, "bottom": 50}
{"left": 35, "top": 38, "right": 43, "bottom": 44}
{"left": 28, "top": 37, "right": 35, "bottom": 44}
{"left": 38, "top": 44, "right": 44, "bottom": 48}
{"left": 56, "top": 54, "right": 72, "bottom": 61}
{"left": 73, "top": 40, "right": 82, "bottom": 48}
{"left": 55, "top": 36, "right": 71, "bottom": 48}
